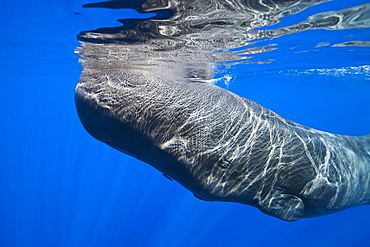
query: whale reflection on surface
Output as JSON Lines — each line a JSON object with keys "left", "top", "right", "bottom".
{"left": 75, "top": 0, "right": 370, "bottom": 221}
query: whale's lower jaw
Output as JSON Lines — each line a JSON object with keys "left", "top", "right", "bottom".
{"left": 75, "top": 70, "right": 370, "bottom": 222}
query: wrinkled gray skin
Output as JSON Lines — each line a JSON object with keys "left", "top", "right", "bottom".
{"left": 75, "top": 68, "right": 370, "bottom": 221}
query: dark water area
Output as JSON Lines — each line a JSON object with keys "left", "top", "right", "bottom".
{"left": 1, "top": 0, "right": 370, "bottom": 246}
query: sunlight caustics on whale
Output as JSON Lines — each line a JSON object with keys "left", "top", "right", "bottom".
{"left": 75, "top": 0, "right": 370, "bottom": 221}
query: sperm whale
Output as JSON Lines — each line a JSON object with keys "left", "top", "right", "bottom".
{"left": 75, "top": 67, "right": 370, "bottom": 221}
{"left": 75, "top": 0, "right": 370, "bottom": 221}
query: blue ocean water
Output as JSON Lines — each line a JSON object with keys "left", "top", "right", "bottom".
{"left": 1, "top": 0, "right": 369, "bottom": 246}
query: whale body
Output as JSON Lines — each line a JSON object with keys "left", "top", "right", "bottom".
{"left": 75, "top": 0, "right": 370, "bottom": 221}
{"left": 75, "top": 68, "right": 370, "bottom": 221}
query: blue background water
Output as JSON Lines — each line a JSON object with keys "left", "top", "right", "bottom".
{"left": 1, "top": 0, "right": 369, "bottom": 246}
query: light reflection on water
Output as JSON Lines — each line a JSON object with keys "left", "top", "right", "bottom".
{"left": 77, "top": 0, "right": 370, "bottom": 81}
